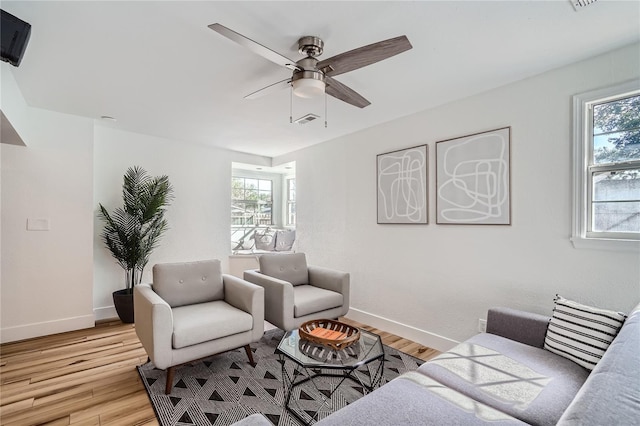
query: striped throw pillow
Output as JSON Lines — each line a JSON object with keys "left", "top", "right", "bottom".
{"left": 544, "top": 295, "right": 626, "bottom": 370}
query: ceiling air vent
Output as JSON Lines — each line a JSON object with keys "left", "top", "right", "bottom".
{"left": 570, "top": 0, "right": 598, "bottom": 11}
{"left": 293, "top": 113, "right": 320, "bottom": 125}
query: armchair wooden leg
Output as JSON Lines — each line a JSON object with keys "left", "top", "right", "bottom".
{"left": 165, "top": 366, "right": 175, "bottom": 395}
{"left": 244, "top": 344, "right": 256, "bottom": 367}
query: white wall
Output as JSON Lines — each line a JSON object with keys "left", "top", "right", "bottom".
{"left": 284, "top": 43, "right": 640, "bottom": 351}
{"left": 1, "top": 64, "right": 95, "bottom": 343}
{"left": 92, "top": 126, "right": 267, "bottom": 320}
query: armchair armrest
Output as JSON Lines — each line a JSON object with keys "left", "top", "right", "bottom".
{"left": 244, "top": 270, "right": 294, "bottom": 329}
{"left": 223, "top": 274, "right": 265, "bottom": 341}
{"left": 134, "top": 283, "right": 174, "bottom": 369}
{"left": 486, "top": 307, "right": 550, "bottom": 348}
{"left": 308, "top": 265, "right": 350, "bottom": 298}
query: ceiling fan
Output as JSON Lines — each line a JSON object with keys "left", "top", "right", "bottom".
{"left": 208, "top": 23, "right": 412, "bottom": 108}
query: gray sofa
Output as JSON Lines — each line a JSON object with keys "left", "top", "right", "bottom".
{"left": 235, "top": 301, "right": 640, "bottom": 425}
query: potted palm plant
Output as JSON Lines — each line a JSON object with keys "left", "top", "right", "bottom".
{"left": 98, "top": 166, "right": 174, "bottom": 323}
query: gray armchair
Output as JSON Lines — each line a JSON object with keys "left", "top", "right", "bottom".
{"left": 243, "top": 253, "right": 349, "bottom": 331}
{"left": 134, "top": 259, "right": 264, "bottom": 394}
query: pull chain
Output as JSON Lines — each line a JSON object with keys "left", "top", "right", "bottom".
{"left": 289, "top": 85, "right": 293, "bottom": 124}
{"left": 324, "top": 91, "right": 328, "bottom": 128}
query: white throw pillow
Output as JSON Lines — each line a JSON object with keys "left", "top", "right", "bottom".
{"left": 544, "top": 295, "right": 626, "bottom": 370}
{"left": 253, "top": 228, "right": 276, "bottom": 251}
{"left": 274, "top": 229, "right": 296, "bottom": 251}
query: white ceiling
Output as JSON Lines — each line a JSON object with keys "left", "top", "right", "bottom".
{"left": 3, "top": 1, "right": 639, "bottom": 158}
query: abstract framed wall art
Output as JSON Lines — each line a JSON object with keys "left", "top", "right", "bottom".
{"left": 377, "top": 144, "right": 428, "bottom": 224}
{"left": 436, "top": 127, "right": 511, "bottom": 225}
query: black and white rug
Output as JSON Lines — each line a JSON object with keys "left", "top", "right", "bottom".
{"left": 138, "top": 329, "right": 424, "bottom": 426}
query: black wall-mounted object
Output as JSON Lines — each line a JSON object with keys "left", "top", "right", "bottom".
{"left": 1, "top": 10, "right": 31, "bottom": 67}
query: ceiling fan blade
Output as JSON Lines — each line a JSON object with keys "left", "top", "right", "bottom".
{"left": 317, "top": 35, "right": 412, "bottom": 77}
{"left": 245, "top": 78, "right": 291, "bottom": 100}
{"left": 325, "top": 76, "right": 371, "bottom": 108}
{"left": 208, "top": 23, "right": 299, "bottom": 71}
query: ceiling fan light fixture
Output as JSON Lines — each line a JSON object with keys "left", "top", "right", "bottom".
{"left": 292, "top": 78, "right": 325, "bottom": 98}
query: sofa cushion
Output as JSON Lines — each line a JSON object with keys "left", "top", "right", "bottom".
{"left": 293, "top": 285, "right": 343, "bottom": 317}
{"left": 315, "top": 372, "right": 526, "bottom": 425}
{"left": 153, "top": 260, "right": 224, "bottom": 308}
{"left": 544, "top": 295, "right": 626, "bottom": 370}
{"left": 418, "top": 333, "right": 589, "bottom": 426}
{"left": 259, "top": 253, "right": 308, "bottom": 286}
{"left": 172, "top": 300, "right": 253, "bottom": 349}
{"left": 557, "top": 302, "right": 640, "bottom": 425}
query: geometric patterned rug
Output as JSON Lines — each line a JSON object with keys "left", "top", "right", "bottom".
{"left": 138, "top": 329, "right": 424, "bottom": 426}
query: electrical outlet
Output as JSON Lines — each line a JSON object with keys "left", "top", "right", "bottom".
{"left": 27, "top": 218, "right": 50, "bottom": 231}
{"left": 478, "top": 319, "right": 487, "bottom": 333}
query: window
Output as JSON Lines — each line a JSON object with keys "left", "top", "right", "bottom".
{"left": 287, "top": 178, "right": 296, "bottom": 226}
{"left": 572, "top": 81, "right": 640, "bottom": 249}
{"left": 232, "top": 177, "right": 273, "bottom": 226}
{"left": 230, "top": 162, "right": 296, "bottom": 253}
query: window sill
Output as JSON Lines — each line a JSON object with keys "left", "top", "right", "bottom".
{"left": 571, "top": 236, "right": 640, "bottom": 252}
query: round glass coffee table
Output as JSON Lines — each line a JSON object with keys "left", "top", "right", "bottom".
{"left": 276, "top": 327, "right": 385, "bottom": 425}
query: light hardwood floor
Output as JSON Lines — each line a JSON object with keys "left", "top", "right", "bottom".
{"left": 0, "top": 318, "right": 440, "bottom": 426}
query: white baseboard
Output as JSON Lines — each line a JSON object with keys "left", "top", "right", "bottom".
{"left": 344, "top": 307, "right": 459, "bottom": 352}
{"left": 0, "top": 314, "right": 95, "bottom": 344}
{"left": 94, "top": 306, "right": 118, "bottom": 322}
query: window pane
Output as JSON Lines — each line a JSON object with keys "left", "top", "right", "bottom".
{"left": 592, "top": 201, "right": 640, "bottom": 233}
{"left": 257, "top": 202, "right": 272, "bottom": 225}
{"left": 288, "top": 179, "right": 296, "bottom": 201}
{"left": 594, "top": 95, "right": 640, "bottom": 133}
{"left": 593, "top": 169, "right": 640, "bottom": 202}
{"left": 258, "top": 180, "right": 271, "bottom": 191}
{"left": 287, "top": 203, "right": 296, "bottom": 225}
{"left": 258, "top": 204, "right": 271, "bottom": 214}
{"left": 232, "top": 187, "right": 243, "bottom": 199}
{"left": 593, "top": 95, "right": 640, "bottom": 164}
{"left": 232, "top": 178, "right": 244, "bottom": 200}
{"left": 593, "top": 130, "right": 640, "bottom": 164}
{"left": 245, "top": 179, "right": 258, "bottom": 190}
{"left": 245, "top": 189, "right": 258, "bottom": 200}
{"left": 592, "top": 169, "right": 640, "bottom": 233}
{"left": 258, "top": 191, "right": 271, "bottom": 202}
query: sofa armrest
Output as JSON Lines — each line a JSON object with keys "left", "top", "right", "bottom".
{"left": 243, "top": 270, "right": 294, "bottom": 329}
{"left": 134, "top": 283, "right": 174, "bottom": 369}
{"left": 486, "top": 307, "right": 550, "bottom": 348}
{"left": 223, "top": 274, "right": 265, "bottom": 341}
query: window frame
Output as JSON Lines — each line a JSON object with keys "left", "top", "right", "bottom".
{"left": 286, "top": 178, "right": 296, "bottom": 226}
{"left": 571, "top": 80, "right": 640, "bottom": 251}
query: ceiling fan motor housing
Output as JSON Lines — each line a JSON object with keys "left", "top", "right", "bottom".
{"left": 298, "top": 36, "right": 324, "bottom": 57}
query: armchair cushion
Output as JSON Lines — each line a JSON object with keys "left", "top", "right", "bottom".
{"left": 294, "top": 285, "right": 343, "bottom": 318}
{"left": 153, "top": 260, "right": 224, "bottom": 308}
{"left": 172, "top": 300, "right": 253, "bottom": 349}
{"left": 259, "top": 253, "right": 308, "bottom": 286}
